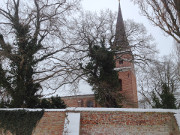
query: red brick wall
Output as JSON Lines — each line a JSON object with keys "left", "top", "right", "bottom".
{"left": 0, "top": 109, "right": 179, "bottom": 135}
{"left": 0, "top": 111, "right": 66, "bottom": 135}
{"left": 80, "top": 111, "right": 180, "bottom": 135}
{"left": 33, "top": 111, "right": 66, "bottom": 135}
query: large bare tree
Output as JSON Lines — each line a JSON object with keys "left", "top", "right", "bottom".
{"left": 0, "top": 0, "right": 81, "bottom": 107}
{"left": 66, "top": 10, "right": 156, "bottom": 68}
{"left": 64, "top": 10, "right": 156, "bottom": 106}
{"left": 133, "top": 0, "right": 180, "bottom": 43}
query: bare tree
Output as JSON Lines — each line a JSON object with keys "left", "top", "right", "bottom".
{"left": 66, "top": 10, "right": 156, "bottom": 68}
{"left": 133, "top": 0, "right": 180, "bottom": 43}
{"left": 138, "top": 57, "right": 180, "bottom": 108}
{"left": 173, "top": 42, "right": 180, "bottom": 105}
{"left": 0, "top": 0, "right": 81, "bottom": 107}
{"left": 63, "top": 10, "right": 157, "bottom": 106}
{"left": 174, "top": 42, "right": 180, "bottom": 78}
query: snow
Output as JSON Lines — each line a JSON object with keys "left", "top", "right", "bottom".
{"left": 0, "top": 107, "right": 179, "bottom": 113}
{"left": 0, "top": 108, "right": 66, "bottom": 112}
{"left": 63, "top": 112, "right": 80, "bottom": 135}
{"left": 114, "top": 67, "right": 131, "bottom": 71}
{"left": 66, "top": 107, "right": 180, "bottom": 113}
{"left": 0, "top": 108, "right": 44, "bottom": 111}
{"left": 115, "top": 50, "right": 131, "bottom": 54}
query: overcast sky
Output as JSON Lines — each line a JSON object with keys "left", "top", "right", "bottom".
{"left": 82, "top": 0, "right": 174, "bottom": 56}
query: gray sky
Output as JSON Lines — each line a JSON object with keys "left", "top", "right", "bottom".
{"left": 82, "top": 0, "right": 174, "bottom": 56}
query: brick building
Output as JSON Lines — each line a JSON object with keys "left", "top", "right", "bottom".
{"left": 61, "top": 94, "right": 100, "bottom": 108}
{"left": 62, "top": 2, "right": 138, "bottom": 108}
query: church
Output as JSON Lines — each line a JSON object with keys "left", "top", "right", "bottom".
{"left": 62, "top": 2, "right": 138, "bottom": 108}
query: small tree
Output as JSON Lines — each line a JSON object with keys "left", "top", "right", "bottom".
{"left": 138, "top": 57, "right": 180, "bottom": 108}
{"left": 81, "top": 45, "right": 122, "bottom": 107}
{"left": 152, "top": 83, "right": 177, "bottom": 109}
{"left": 38, "top": 96, "right": 66, "bottom": 109}
{"left": 0, "top": 95, "right": 67, "bottom": 109}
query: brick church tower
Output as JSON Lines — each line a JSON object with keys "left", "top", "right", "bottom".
{"left": 113, "top": 1, "right": 138, "bottom": 108}
{"left": 62, "top": 1, "right": 138, "bottom": 108}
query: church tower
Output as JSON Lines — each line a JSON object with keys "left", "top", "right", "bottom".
{"left": 113, "top": 1, "right": 138, "bottom": 108}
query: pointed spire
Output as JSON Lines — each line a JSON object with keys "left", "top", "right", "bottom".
{"left": 114, "top": 1, "right": 129, "bottom": 50}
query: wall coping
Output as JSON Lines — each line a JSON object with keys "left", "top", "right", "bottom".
{"left": 66, "top": 108, "right": 180, "bottom": 113}
{"left": 0, "top": 107, "right": 179, "bottom": 114}
{"left": 0, "top": 108, "right": 66, "bottom": 112}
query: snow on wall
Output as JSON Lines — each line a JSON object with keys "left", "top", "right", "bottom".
{"left": 0, "top": 108, "right": 66, "bottom": 112}
{"left": 0, "top": 107, "right": 179, "bottom": 113}
{"left": 66, "top": 107, "right": 180, "bottom": 113}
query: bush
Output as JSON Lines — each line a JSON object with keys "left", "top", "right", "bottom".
{"left": 37, "top": 96, "right": 66, "bottom": 109}
{"left": 0, "top": 96, "right": 66, "bottom": 109}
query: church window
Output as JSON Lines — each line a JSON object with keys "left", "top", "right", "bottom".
{"left": 86, "top": 100, "right": 93, "bottom": 107}
{"left": 78, "top": 99, "right": 83, "bottom": 107}
{"left": 119, "top": 60, "right": 123, "bottom": 64}
{"left": 119, "top": 79, "right": 122, "bottom": 91}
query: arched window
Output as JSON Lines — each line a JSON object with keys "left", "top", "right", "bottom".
{"left": 86, "top": 100, "right": 94, "bottom": 107}
{"left": 119, "top": 79, "right": 122, "bottom": 91}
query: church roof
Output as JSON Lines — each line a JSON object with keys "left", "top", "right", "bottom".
{"left": 61, "top": 94, "right": 94, "bottom": 99}
{"left": 114, "top": 2, "right": 129, "bottom": 50}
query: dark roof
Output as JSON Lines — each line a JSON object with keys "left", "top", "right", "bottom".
{"left": 61, "top": 94, "right": 95, "bottom": 99}
{"left": 113, "top": 2, "right": 129, "bottom": 50}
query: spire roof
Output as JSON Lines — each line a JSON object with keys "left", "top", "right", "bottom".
{"left": 114, "top": 2, "right": 129, "bottom": 50}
